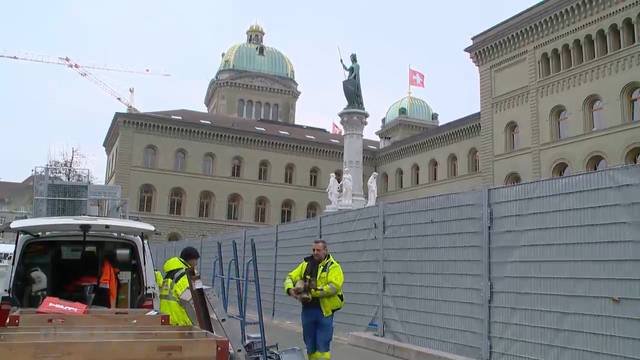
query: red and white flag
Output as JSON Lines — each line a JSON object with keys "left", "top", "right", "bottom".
{"left": 409, "top": 68, "right": 425, "bottom": 88}
{"left": 331, "top": 122, "right": 343, "bottom": 135}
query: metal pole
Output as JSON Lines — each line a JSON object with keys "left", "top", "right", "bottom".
{"left": 481, "top": 189, "right": 492, "bottom": 360}
{"left": 271, "top": 225, "right": 279, "bottom": 319}
{"left": 251, "top": 239, "right": 268, "bottom": 360}
{"left": 217, "top": 242, "right": 228, "bottom": 311}
{"left": 232, "top": 240, "right": 245, "bottom": 344}
{"left": 241, "top": 230, "right": 247, "bottom": 278}
{"left": 377, "top": 203, "right": 385, "bottom": 337}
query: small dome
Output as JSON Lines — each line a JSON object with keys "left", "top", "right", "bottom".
{"left": 246, "top": 23, "right": 265, "bottom": 34}
{"left": 219, "top": 26, "right": 295, "bottom": 80}
{"left": 384, "top": 96, "right": 433, "bottom": 124}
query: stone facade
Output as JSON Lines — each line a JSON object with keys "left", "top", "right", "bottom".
{"left": 465, "top": 0, "right": 640, "bottom": 185}
{"left": 105, "top": 1, "right": 640, "bottom": 240}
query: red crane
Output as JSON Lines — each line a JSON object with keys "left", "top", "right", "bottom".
{"left": 0, "top": 52, "right": 171, "bottom": 112}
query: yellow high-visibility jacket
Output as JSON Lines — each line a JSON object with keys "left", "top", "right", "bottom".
{"left": 284, "top": 255, "right": 344, "bottom": 317}
{"left": 159, "top": 257, "right": 193, "bottom": 326}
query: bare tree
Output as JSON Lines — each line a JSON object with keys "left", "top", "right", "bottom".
{"left": 46, "top": 147, "right": 94, "bottom": 183}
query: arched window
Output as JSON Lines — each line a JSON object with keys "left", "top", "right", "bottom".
{"left": 622, "top": 18, "right": 636, "bottom": 47}
{"left": 448, "top": 155, "right": 458, "bottom": 178}
{"left": 411, "top": 164, "right": 420, "bottom": 186}
{"left": 596, "top": 29, "right": 608, "bottom": 57}
{"left": 586, "top": 155, "right": 607, "bottom": 171}
{"left": 198, "top": 191, "right": 213, "bottom": 218}
{"left": 468, "top": 148, "right": 480, "bottom": 173}
{"left": 609, "top": 24, "right": 621, "bottom": 52}
{"left": 381, "top": 172, "right": 389, "bottom": 193}
{"left": 572, "top": 39, "right": 584, "bottom": 65}
{"left": 551, "top": 106, "right": 569, "bottom": 140}
{"left": 623, "top": 85, "right": 640, "bottom": 123}
{"left": 281, "top": 200, "right": 294, "bottom": 223}
{"left": 237, "top": 99, "right": 245, "bottom": 118}
{"left": 625, "top": 147, "right": 640, "bottom": 164}
{"left": 227, "top": 193, "right": 242, "bottom": 221}
{"left": 306, "top": 202, "right": 319, "bottom": 219}
{"left": 395, "top": 168, "right": 403, "bottom": 189}
{"left": 272, "top": 104, "right": 279, "bottom": 121}
{"left": 584, "top": 35, "right": 596, "bottom": 61}
{"left": 143, "top": 145, "right": 157, "bottom": 169}
{"left": 552, "top": 162, "right": 571, "bottom": 177}
{"left": 138, "top": 184, "right": 155, "bottom": 213}
{"left": 258, "top": 160, "right": 269, "bottom": 181}
{"left": 168, "top": 232, "right": 182, "bottom": 242}
{"left": 254, "top": 197, "right": 268, "bottom": 223}
{"left": 540, "top": 52, "right": 550, "bottom": 77}
{"left": 246, "top": 100, "right": 253, "bottom": 120}
{"left": 309, "top": 167, "right": 319, "bottom": 187}
{"left": 231, "top": 157, "right": 242, "bottom": 178}
{"left": 504, "top": 173, "right": 522, "bottom": 186}
{"left": 505, "top": 122, "right": 520, "bottom": 152}
{"left": 551, "top": 49, "right": 561, "bottom": 73}
{"left": 255, "top": 101, "right": 262, "bottom": 120}
{"left": 169, "top": 187, "right": 185, "bottom": 216}
{"left": 284, "top": 164, "right": 295, "bottom": 184}
{"left": 174, "top": 149, "right": 187, "bottom": 171}
{"left": 561, "top": 44, "right": 572, "bottom": 70}
{"left": 429, "top": 159, "right": 438, "bottom": 182}
{"left": 202, "top": 154, "right": 214, "bottom": 176}
{"left": 264, "top": 103, "right": 271, "bottom": 120}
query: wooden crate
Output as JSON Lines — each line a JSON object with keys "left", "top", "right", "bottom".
{"left": 7, "top": 308, "right": 169, "bottom": 327}
{"left": 0, "top": 326, "right": 229, "bottom": 359}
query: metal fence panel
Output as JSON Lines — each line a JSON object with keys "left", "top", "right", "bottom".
{"left": 321, "top": 206, "right": 380, "bottom": 333}
{"left": 146, "top": 166, "right": 640, "bottom": 360}
{"left": 244, "top": 226, "right": 278, "bottom": 318}
{"left": 489, "top": 166, "right": 640, "bottom": 360}
{"left": 382, "top": 191, "right": 485, "bottom": 359}
{"left": 274, "top": 218, "right": 319, "bottom": 322}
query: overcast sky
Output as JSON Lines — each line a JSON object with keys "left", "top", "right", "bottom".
{"left": 0, "top": 0, "right": 539, "bottom": 183}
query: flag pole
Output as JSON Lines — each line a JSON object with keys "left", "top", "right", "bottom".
{"left": 408, "top": 64, "right": 412, "bottom": 117}
{"left": 408, "top": 64, "right": 412, "bottom": 97}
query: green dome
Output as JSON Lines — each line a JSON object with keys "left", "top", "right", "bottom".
{"left": 219, "top": 43, "right": 295, "bottom": 80}
{"left": 384, "top": 96, "right": 433, "bottom": 124}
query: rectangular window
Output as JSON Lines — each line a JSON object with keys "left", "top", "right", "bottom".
{"left": 199, "top": 200, "right": 210, "bottom": 218}
{"left": 259, "top": 166, "right": 268, "bottom": 181}
{"left": 255, "top": 206, "right": 266, "bottom": 223}
{"left": 227, "top": 202, "right": 239, "bottom": 221}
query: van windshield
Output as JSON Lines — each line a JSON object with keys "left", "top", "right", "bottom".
{"left": 12, "top": 239, "right": 144, "bottom": 309}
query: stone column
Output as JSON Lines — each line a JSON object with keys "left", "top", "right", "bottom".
{"left": 339, "top": 108, "right": 369, "bottom": 209}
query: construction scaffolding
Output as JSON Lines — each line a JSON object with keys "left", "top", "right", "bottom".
{"left": 32, "top": 167, "right": 126, "bottom": 218}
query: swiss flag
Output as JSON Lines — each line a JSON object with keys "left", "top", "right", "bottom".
{"left": 331, "top": 122, "right": 343, "bottom": 135}
{"left": 409, "top": 68, "right": 425, "bottom": 88}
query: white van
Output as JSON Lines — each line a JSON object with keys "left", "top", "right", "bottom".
{"left": 3, "top": 216, "right": 160, "bottom": 310}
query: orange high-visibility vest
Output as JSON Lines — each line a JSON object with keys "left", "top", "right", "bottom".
{"left": 99, "top": 260, "right": 119, "bottom": 308}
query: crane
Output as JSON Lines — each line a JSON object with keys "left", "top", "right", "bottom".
{"left": 0, "top": 51, "right": 171, "bottom": 112}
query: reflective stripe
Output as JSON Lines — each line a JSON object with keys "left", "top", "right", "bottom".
{"left": 172, "top": 269, "right": 186, "bottom": 282}
{"left": 160, "top": 294, "right": 178, "bottom": 301}
{"left": 325, "top": 284, "right": 337, "bottom": 295}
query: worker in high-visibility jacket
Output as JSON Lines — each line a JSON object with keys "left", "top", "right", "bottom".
{"left": 159, "top": 247, "right": 200, "bottom": 326}
{"left": 284, "top": 240, "right": 344, "bottom": 360}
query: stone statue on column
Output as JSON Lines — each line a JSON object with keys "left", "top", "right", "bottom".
{"left": 326, "top": 173, "right": 340, "bottom": 211}
{"left": 366, "top": 172, "right": 378, "bottom": 207}
{"left": 339, "top": 168, "right": 353, "bottom": 208}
